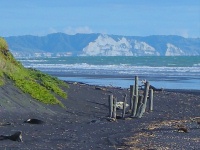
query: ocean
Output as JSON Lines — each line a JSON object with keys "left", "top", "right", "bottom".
{"left": 18, "top": 56, "right": 200, "bottom": 90}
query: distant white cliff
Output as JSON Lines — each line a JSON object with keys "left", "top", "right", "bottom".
{"left": 81, "top": 35, "right": 133, "bottom": 56}
{"left": 80, "top": 35, "right": 160, "bottom": 56}
{"left": 132, "top": 40, "right": 160, "bottom": 56}
{"left": 165, "top": 43, "right": 185, "bottom": 56}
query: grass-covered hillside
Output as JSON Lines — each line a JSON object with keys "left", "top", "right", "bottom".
{"left": 0, "top": 37, "right": 68, "bottom": 107}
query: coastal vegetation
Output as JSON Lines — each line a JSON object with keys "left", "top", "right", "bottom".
{"left": 0, "top": 37, "right": 68, "bottom": 107}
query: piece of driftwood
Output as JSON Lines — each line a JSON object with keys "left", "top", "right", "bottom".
{"left": 138, "top": 81, "right": 150, "bottom": 118}
{"left": 112, "top": 97, "right": 117, "bottom": 119}
{"left": 131, "top": 76, "right": 139, "bottom": 117}
{"left": 108, "top": 94, "right": 113, "bottom": 118}
{"left": 122, "top": 94, "right": 127, "bottom": 119}
{"left": 142, "top": 81, "right": 150, "bottom": 110}
{"left": 136, "top": 95, "right": 144, "bottom": 118}
{"left": 149, "top": 89, "right": 154, "bottom": 111}
{"left": 129, "top": 85, "right": 134, "bottom": 110}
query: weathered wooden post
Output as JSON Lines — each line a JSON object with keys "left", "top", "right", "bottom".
{"left": 131, "top": 76, "right": 139, "bottom": 117}
{"left": 138, "top": 81, "right": 150, "bottom": 118}
{"left": 136, "top": 95, "right": 144, "bottom": 117}
{"left": 108, "top": 94, "right": 113, "bottom": 118}
{"left": 129, "top": 85, "right": 134, "bottom": 110}
{"left": 149, "top": 89, "right": 154, "bottom": 111}
{"left": 122, "top": 94, "right": 127, "bottom": 119}
{"left": 112, "top": 97, "right": 117, "bottom": 120}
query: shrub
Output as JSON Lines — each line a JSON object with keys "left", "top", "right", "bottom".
{"left": 0, "top": 37, "right": 8, "bottom": 51}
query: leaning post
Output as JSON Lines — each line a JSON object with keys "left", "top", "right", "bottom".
{"left": 139, "top": 81, "right": 150, "bottom": 117}
{"left": 136, "top": 95, "right": 144, "bottom": 117}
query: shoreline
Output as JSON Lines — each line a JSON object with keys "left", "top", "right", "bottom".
{"left": 65, "top": 80, "right": 200, "bottom": 94}
{"left": 0, "top": 80, "right": 200, "bottom": 149}
{"left": 56, "top": 74, "right": 200, "bottom": 90}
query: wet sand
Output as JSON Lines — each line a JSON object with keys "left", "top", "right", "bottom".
{"left": 0, "top": 80, "right": 200, "bottom": 149}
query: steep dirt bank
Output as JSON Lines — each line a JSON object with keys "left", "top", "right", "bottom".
{"left": 0, "top": 78, "right": 67, "bottom": 117}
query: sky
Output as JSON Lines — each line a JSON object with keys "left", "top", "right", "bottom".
{"left": 1, "top": 0, "right": 200, "bottom": 38}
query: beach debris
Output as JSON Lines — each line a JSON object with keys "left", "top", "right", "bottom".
{"left": 190, "top": 117, "right": 200, "bottom": 125}
{"left": 177, "top": 125, "right": 189, "bottom": 133}
{"left": 72, "top": 82, "right": 78, "bottom": 85}
{"left": 95, "top": 86, "right": 107, "bottom": 91}
{"left": 106, "top": 117, "right": 117, "bottom": 122}
{"left": 24, "top": 118, "right": 44, "bottom": 124}
{"left": 71, "top": 81, "right": 86, "bottom": 85}
{"left": 108, "top": 94, "right": 114, "bottom": 118}
{"left": 0, "top": 131, "right": 22, "bottom": 142}
{"left": 88, "top": 119, "right": 101, "bottom": 124}
{"left": 121, "top": 94, "right": 127, "bottom": 119}
{"left": 141, "top": 79, "right": 164, "bottom": 91}
{"left": 177, "top": 127, "right": 189, "bottom": 133}
{"left": 137, "top": 81, "right": 150, "bottom": 118}
{"left": 116, "top": 101, "right": 129, "bottom": 110}
{"left": 0, "top": 122, "right": 12, "bottom": 126}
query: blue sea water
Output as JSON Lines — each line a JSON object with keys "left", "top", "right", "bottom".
{"left": 18, "top": 56, "right": 200, "bottom": 90}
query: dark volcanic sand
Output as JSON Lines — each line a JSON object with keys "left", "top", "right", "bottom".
{"left": 0, "top": 80, "right": 200, "bottom": 149}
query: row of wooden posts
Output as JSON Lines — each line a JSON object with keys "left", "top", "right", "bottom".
{"left": 108, "top": 76, "right": 154, "bottom": 120}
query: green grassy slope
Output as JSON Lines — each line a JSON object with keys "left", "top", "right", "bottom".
{"left": 0, "top": 37, "right": 68, "bottom": 107}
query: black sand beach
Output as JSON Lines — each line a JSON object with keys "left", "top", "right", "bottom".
{"left": 0, "top": 80, "right": 200, "bottom": 149}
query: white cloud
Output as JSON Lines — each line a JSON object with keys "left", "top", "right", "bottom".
{"left": 63, "top": 26, "right": 93, "bottom": 35}
{"left": 178, "top": 29, "right": 189, "bottom": 38}
{"left": 48, "top": 27, "right": 58, "bottom": 34}
{"left": 170, "top": 29, "right": 189, "bottom": 38}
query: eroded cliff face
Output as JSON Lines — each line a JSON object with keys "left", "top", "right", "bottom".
{"left": 165, "top": 43, "right": 185, "bottom": 56}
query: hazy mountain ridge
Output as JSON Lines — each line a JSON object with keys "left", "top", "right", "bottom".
{"left": 5, "top": 33, "right": 200, "bottom": 57}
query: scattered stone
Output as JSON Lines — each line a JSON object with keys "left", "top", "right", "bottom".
{"left": 177, "top": 127, "right": 189, "bottom": 133}
{"left": 88, "top": 119, "right": 101, "bottom": 124}
{"left": 95, "top": 87, "right": 106, "bottom": 91}
{"left": 24, "top": 118, "right": 44, "bottom": 124}
{"left": 0, "top": 131, "right": 22, "bottom": 142}
{"left": 106, "top": 117, "right": 116, "bottom": 122}
{"left": 0, "top": 122, "right": 11, "bottom": 126}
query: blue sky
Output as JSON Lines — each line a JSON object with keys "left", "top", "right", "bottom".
{"left": 1, "top": 0, "right": 199, "bottom": 37}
